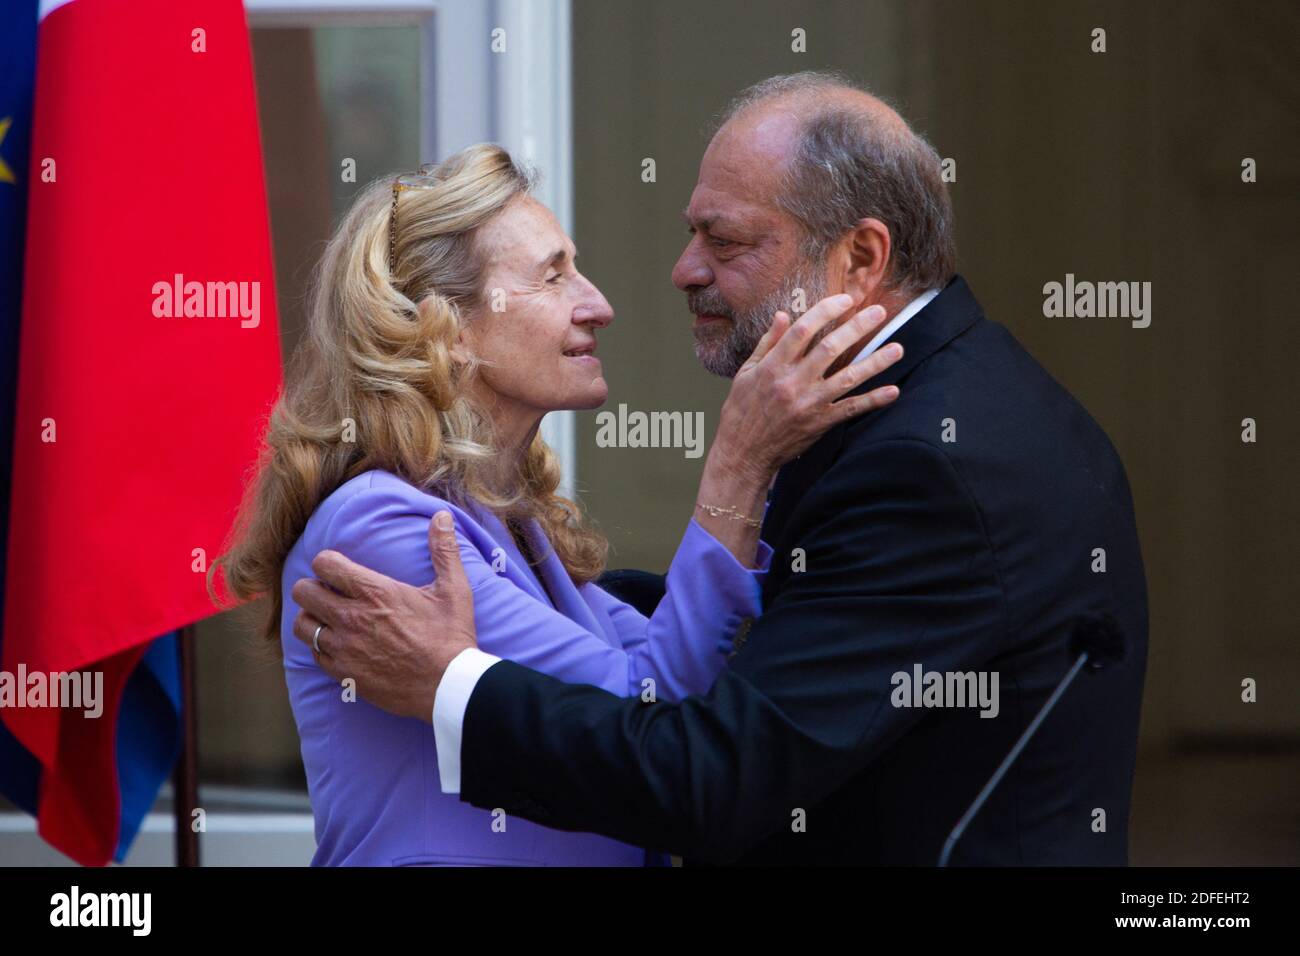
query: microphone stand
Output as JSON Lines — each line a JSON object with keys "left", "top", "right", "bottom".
{"left": 937, "top": 651, "right": 1090, "bottom": 867}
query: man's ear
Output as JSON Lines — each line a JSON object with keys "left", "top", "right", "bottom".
{"left": 842, "top": 217, "right": 892, "bottom": 304}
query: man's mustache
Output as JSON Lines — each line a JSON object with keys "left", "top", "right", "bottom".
{"left": 686, "top": 289, "right": 735, "bottom": 321}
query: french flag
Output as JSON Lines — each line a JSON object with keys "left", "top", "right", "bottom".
{"left": 0, "top": 0, "right": 281, "bottom": 865}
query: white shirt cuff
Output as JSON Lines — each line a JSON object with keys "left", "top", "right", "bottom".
{"left": 432, "top": 647, "right": 502, "bottom": 793}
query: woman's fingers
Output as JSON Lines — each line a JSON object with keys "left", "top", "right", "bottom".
{"left": 742, "top": 311, "right": 792, "bottom": 371}
{"left": 810, "top": 304, "right": 889, "bottom": 376}
{"left": 831, "top": 383, "right": 901, "bottom": 422}
{"left": 823, "top": 341, "right": 904, "bottom": 400}
{"left": 770, "top": 293, "right": 856, "bottom": 365}
{"left": 719, "top": 293, "right": 904, "bottom": 474}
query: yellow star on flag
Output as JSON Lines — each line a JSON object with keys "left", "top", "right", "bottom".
{"left": 0, "top": 117, "right": 16, "bottom": 185}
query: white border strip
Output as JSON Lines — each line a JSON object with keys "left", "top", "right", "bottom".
{"left": 0, "top": 812, "right": 315, "bottom": 833}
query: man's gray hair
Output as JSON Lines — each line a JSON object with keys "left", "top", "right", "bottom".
{"left": 717, "top": 71, "right": 956, "bottom": 295}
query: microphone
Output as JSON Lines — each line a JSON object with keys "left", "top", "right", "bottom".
{"left": 937, "top": 613, "right": 1127, "bottom": 867}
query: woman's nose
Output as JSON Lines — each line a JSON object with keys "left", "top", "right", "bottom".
{"left": 573, "top": 276, "right": 614, "bottom": 328}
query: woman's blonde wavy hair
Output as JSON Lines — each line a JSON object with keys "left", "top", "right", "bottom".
{"left": 214, "top": 144, "right": 607, "bottom": 641}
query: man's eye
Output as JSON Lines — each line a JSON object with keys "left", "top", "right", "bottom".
{"left": 708, "top": 237, "right": 736, "bottom": 249}
{"left": 546, "top": 273, "right": 563, "bottom": 284}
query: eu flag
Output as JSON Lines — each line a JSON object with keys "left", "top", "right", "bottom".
{"left": 1, "top": 3, "right": 183, "bottom": 864}
{"left": 1, "top": 0, "right": 279, "bottom": 866}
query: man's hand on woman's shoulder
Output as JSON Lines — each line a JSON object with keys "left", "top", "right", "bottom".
{"left": 290, "top": 510, "right": 478, "bottom": 722}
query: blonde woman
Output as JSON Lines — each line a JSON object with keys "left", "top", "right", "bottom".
{"left": 216, "top": 144, "right": 902, "bottom": 865}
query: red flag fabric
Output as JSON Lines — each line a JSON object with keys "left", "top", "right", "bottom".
{"left": 2, "top": 0, "right": 281, "bottom": 865}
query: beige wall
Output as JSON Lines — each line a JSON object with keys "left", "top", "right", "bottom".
{"left": 569, "top": 0, "right": 1300, "bottom": 758}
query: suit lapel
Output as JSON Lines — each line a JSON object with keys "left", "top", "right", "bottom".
{"left": 520, "top": 518, "right": 612, "bottom": 641}
{"left": 852, "top": 275, "right": 984, "bottom": 393}
{"left": 761, "top": 275, "right": 985, "bottom": 541}
{"left": 477, "top": 507, "right": 615, "bottom": 644}
{"left": 761, "top": 422, "right": 847, "bottom": 541}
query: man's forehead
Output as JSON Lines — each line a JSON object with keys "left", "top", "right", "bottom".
{"left": 682, "top": 185, "right": 775, "bottom": 230}
{"left": 712, "top": 107, "right": 803, "bottom": 166}
{"left": 685, "top": 109, "right": 801, "bottom": 225}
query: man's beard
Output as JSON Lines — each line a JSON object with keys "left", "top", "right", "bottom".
{"left": 687, "top": 266, "right": 828, "bottom": 378}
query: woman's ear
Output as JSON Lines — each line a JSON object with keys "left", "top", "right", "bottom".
{"left": 418, "top": 294, "right": 473, "bottom": 364}
{"left": 448, "top": 325, "right": 473, "bottom": 365}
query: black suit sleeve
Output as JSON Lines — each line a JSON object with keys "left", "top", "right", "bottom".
{"left": 461, "top": 438, "right": 1008, "bottom": 862}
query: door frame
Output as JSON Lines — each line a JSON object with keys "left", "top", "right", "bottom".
{"left": 245, "top": 0, "right": 577, "bottom": 496}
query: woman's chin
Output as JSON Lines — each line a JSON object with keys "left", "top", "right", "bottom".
{"left": 566, "top": 379, "right": 608, "bottom": 411}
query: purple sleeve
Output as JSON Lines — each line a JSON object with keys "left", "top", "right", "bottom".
{"left": 320, "top": 482, "right": 768, "bottom": 703}
{"left": 586, "top": 519, "right": 773, "bottom": 700}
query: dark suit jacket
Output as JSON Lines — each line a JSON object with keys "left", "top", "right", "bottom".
{"left": 459, "top": 275, "right": 1149, "bottom": 865}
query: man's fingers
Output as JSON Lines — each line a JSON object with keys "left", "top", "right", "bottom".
{"left": 291, "top": 608, "right": 332, "bottom": 655}
{"left": 310, "top": 634, "right": 345, "bottom": 681}
{"left": 310, "top": 548, "right": 388, "bottom": 600}
{"left": 292, "top": 609, "right": 349, "bottom": 683}
{"left": 291, "top": 576, "right": 349, "bottom": 628}
{"left": 427, "top": 510, "right": 471, "bottom": 593}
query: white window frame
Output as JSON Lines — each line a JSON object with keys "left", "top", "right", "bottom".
{"left": 245, "top": 0, "right": 577, "bottom": 497}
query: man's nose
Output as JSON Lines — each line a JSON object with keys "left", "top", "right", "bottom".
{"left": 573, "top": 274, "right": 614, "bottom": 328}
{"left": 672, "top": 238, "right": 713, "bottom": 292}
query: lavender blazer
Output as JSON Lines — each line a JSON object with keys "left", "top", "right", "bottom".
{"left": 280, "top": 469, "right": 769, "bottom": 866}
